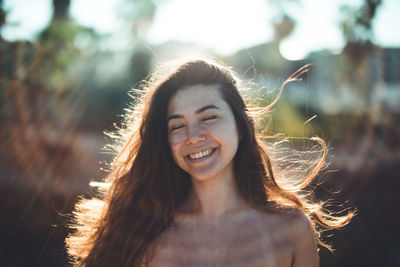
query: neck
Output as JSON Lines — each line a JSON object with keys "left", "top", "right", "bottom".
{"left": 185, "top": 169, "right": 246, "bottom": 219}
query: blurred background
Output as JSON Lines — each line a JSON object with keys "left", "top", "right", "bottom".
{"left": 0, "top": 0, "right": 399, "bottom": 266}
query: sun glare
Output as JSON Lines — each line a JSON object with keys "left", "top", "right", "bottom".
{"left": 70, "top": 0, "right": 122, "bottom": 33}
{"left": 2, "top": 0, "right": 52, "bottom": 41}
{"left": 2, "top": 0, "right": 399, "bottom": 57}
{"left": 146, "top": 0, "right": 273, "bottom": 55}
{"left": 278, "top": 0, "right": 348, "bottom": 61}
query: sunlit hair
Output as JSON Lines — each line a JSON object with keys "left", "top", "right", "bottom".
{"left": 66, "top": 59, "right": 354, "bottom": 266}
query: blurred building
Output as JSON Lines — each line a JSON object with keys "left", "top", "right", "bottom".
{"left": 293, "top": 47, "right": 400, "bottom": 114}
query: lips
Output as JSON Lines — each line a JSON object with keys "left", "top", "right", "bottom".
{"left": 186, "top": 148, "right": 216, "bottom": 162}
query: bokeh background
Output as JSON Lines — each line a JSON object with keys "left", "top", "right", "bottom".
{"left": 0, "top": 0, "right": 399, "bottom": 266}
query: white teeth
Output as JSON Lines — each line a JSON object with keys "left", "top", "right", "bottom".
{"left": 189, "top": 149, "right": 213, "bottom": 160}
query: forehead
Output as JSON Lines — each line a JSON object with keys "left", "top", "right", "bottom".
{"left": 168, "top": 84, "right": 226, "bottom": 114}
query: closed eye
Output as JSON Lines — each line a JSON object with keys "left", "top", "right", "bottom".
{"left": 171, "top": 125, "right": 185, "bottom": 132}
{"left": 202, "top": 115, "right": 217, "bottom": 122}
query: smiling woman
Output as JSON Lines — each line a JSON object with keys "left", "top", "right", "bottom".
{"left": 66, "top": 59, "right": 354, "bottom": 266}
{"left": 167, "top": 85, "right": 239, "bottom": 183}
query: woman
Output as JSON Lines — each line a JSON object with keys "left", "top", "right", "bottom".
{"left": 66, "top": 59, "right": 354, "bottom": 266}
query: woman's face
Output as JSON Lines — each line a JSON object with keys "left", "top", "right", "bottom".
{"left": 167, "top": 84, "right": 239, "bottom": 182}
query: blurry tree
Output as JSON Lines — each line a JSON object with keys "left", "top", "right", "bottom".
{"left": 225, "top": 0, "right": 306, "bottom": 139}
{"left": 341, "top": 0, "right": 382, "bottom": 54}
{"left": 53, "top": 0, "right": 70, "bottom": 20}
{"left": 0, "top": 0, "right": 5, "bottom": 34}
{"left": 0, "top": 0, "right": 104, "bottom": 265}
{"left": 77, "top": 0, "right": 159, "bottom": 133}
{"left": 38, "top": 0, "right": 81, "bottom": 91}
{"left": 335, "top": 0, "right": 388, "bottom": 169}
{"left": 227, "top": 13, "right": 296, "bottom": 80}
{"left": 273, "top": 14, "right": 295, "bottom": 42}
{"left": 340, "top": 0, "right": 383, "bottom": 105}
{"left": 123, "top": 0, "right": 157, "bottom": 85}
{"left": 322, "top": 2, "right": 400, "bottom": 266}
{"left": 126, "top": 0, "right": 156, "bottom": 39}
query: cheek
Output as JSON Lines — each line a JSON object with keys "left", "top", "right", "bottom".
{"left": 169, "top": 143, "right": 178, "bottom": 158}
{"left": 205, "top": 121, "right": 239, "bottom": 145}
{"left": 203, "top": 123, "right": 226, "bottom": 135}
{"left": 169, "top": 143, "right": 184, "bottom": 165}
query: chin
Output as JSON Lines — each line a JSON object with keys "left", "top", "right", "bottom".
{"left": 189, "top": 173, "right": 218, "bottom": 182}
{"left": 187, "top": 164, "right": 233, "bottom": 182}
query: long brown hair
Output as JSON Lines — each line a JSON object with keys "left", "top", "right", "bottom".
{"left": 66, "top": 59, "right": 354, "bottom": 266}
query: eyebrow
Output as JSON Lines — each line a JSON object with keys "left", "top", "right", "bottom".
{"left": 167, "top": 104, "right": 220, "bottom": 122}
{"left": 196, "top": 104, "right": 219, "bottom": 114}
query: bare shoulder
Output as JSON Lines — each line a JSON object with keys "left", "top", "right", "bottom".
{"left": 280, "top": 209, "right": 313, "bottom": 236}
{"left": 257, "top": 208, "right": 319, "bottom": 267}
{"left": 256, "top": 208, "right": 312, "bottom": 235}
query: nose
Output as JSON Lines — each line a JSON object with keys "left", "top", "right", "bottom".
{"left": 186, "top": 123, "right": 205, "bottom": 145}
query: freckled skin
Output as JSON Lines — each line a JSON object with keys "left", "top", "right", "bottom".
{"left": 167, "top": 85, "right": 239, "bottom": 182}
{"left": 147, "top": 209, "right": 318, "bottom": 267}
{"left": 154, "top": 85, "right": 319, "bottom": 267}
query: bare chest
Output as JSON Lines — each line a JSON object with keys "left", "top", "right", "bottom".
{"left": 147, "top": 214, "right": 294, "bottom": 267}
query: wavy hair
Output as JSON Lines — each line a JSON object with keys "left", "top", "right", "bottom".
{"left": 66, "top": 59, "right": 354, "bottom": 266}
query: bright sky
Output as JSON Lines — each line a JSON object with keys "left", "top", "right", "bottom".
{"left": 2, "top": 0, "right": 399, "bottom": 60}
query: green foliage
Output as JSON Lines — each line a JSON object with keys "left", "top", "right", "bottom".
{"left": 340, "top": 0, "right": 383, "bottom": 44}
{"left": 0, "top": 1, "right": 5, "bottom": 30}
{"left": 269, "top": 99, "right": 312, "bottom": 137}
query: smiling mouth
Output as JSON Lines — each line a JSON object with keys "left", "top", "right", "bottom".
{"left": 187, "top": 148, "right": 216, "bottom": 161}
